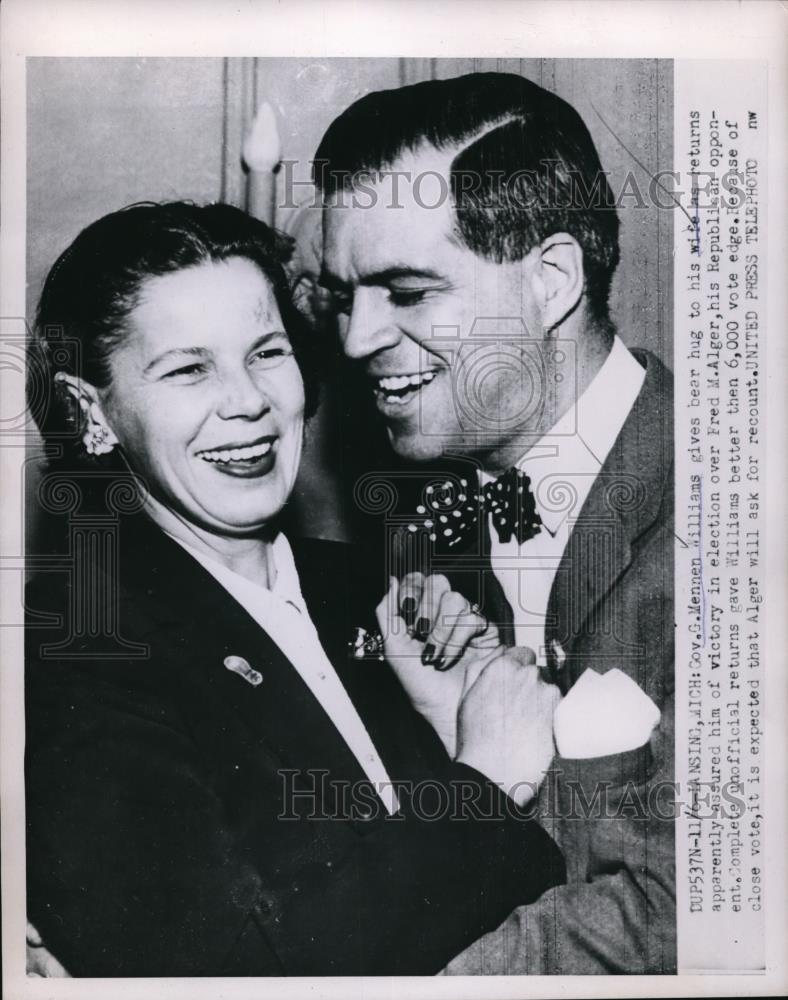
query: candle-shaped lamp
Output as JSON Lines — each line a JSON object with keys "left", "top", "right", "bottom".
{"left": 242, "top": 101, "right": 281, "bottom": 226}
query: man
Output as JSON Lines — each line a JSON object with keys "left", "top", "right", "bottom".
{"left": 316, "top": 72, "right": 675, "bottom": 974}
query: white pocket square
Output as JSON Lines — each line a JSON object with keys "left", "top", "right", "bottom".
{"left": 553, "top": 668, "right": 660, "bottom": 759}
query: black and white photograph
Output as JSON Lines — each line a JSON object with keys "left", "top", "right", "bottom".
{"left": 1, "top": 2, "right": 786, "bottom": 998}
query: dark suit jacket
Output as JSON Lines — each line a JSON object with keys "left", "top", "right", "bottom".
{"left": 25, "top": 507, "right": 564, "bottom": 977}
{"left": 386, "top": 348, "right": 675, "bottom": 974}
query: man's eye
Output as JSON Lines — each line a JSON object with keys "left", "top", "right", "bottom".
{"left": 388, "top": 288, "right": 429, "bottom": 307}
{"left": 330, "top": 291, "right": 353, "bottom": 316}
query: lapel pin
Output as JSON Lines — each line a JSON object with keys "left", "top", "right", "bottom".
{"left": 223, "top": 655, "right": 263, "bottom": 687}
{"left": 549, "top": 639, "right": 567, "bottom": 669}
{"left": 348, "top": 626, "right": 385, "bottom": 661}
{"left": 545, "top": 639, "right": 569, "bottom": 692}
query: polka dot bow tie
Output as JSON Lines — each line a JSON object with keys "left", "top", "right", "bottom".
{"left": 406, "top": 467, "right": 543, "bottom": 551}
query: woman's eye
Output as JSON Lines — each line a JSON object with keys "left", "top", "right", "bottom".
{"left": 251, "top": 345, "right": 294, "bottom": 368}
{"left": 161, "top": 363, "right": 205, "bottom": 380}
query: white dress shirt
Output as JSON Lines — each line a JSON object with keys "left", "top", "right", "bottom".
{"left": 168, "top": 531, "right": 399, "bottom": 815}
{"left": 481, "top": 336, "right": 646, "bottom": 664}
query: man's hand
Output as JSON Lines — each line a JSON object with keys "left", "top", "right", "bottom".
{"left": 376, "top": 573, "right": 500, "bottom": 756}
{"left": 456, "top": 647, "right": 562, "bottom": 807}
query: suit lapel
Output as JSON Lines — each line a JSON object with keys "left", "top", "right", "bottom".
{"left": 115, "top": 515, "right": 375, "bottom": 791}
{"left": 544, "top": 469, "right": 633, "bottom": 680}
{"left": 545, "top": 350, "right": 673, "bottom": 684}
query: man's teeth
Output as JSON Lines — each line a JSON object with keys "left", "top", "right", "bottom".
{"left": 199, "top": 441, "right": 273, "bottom": 464}
{"left": 377, "top": 371, "right": 437, "bottom": 396}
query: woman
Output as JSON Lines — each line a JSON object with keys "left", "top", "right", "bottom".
{"left": 25, "top": 202, "right": 563, "bottom": 976}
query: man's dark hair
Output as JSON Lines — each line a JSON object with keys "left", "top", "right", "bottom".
{"left": 314, "top": 72, "right": 620, "bottom": 327}
{"left": 30, "top": 201, "right": 320, "bottom": 458}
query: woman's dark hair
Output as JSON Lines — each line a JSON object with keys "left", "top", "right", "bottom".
{"left": 30, "top": 201, "right": 320, "bottom": 459}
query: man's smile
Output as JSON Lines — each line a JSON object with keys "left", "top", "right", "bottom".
{"left": 371, "top": 369, "right": 439, "bottom": 407}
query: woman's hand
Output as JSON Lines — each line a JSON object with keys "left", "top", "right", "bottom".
{"left": 456, "top": 646, "right": 562, "bottom": 807}
{"left": 26, "top": 922, "right": 70, "bottom": 978}
{"left": 376, "top": 573, "right": 501, "bottom": 756}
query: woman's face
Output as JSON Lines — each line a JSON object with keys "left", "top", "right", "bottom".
{"left": 98, "top": 257, "right": 306, "bottom": 536}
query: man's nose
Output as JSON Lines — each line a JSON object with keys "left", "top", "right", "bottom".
{"left": 216, "top": 368, "right": 270, "bottom": 421}
{"left": 340, "top": 288, "right": 401, "bottom": 360}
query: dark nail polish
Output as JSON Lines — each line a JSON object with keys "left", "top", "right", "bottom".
{"left": 401, "top": 596, "right": 417, "bottom": 624}
{"left": 421, "top": 643, "right": 435, "bottom": 666}
{"left": 415, "top": 617, "right": 431, "bottom": 641}
{"left": 433, "top": 655, "right": 449, "bottom": 671}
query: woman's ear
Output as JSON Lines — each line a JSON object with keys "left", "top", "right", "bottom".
{"left": 54, "top": 373, "right": 119, "bottom": 456}
{"left": 529, "top": 234, "right": 585, "bottom": 332}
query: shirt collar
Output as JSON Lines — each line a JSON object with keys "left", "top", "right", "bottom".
{"left": 267, "top": 532, "right": 307, "bottom": 611}
{"left": 480, "top": 336, "right": 646, "bottom": 535}
{"left": 163, "top": 529, "right": 307, "bottom": 614}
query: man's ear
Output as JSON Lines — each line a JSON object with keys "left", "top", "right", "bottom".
{"left": 55, "top": 373, "right": 119, "bottom": 455}
{"left": 530, "top": 234, "right": 585, "bottom": 332}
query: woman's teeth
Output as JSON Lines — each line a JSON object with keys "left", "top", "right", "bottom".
{"left": 198, "top": 441, "right": 273, "bottom": 464}
{"left": 376, "top": 370, "right": 437, "bottom": 402}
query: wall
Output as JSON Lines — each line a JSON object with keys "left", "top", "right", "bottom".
{"left": 27, "top": 58, "right": 228, "bottom": 319}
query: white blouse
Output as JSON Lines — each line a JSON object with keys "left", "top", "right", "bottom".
{"left": 169, "top": 531, "right": 399, "bottom": 816}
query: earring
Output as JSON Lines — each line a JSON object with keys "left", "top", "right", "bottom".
{"left": 84, "top": 424, "right": 115, "bottom": 456}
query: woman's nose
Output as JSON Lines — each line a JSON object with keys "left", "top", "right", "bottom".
{"left": 216, "top": 368, "right": 270, "bottom": 421}
{"left": 340, "top": 288, "right": 401, "bottom": 360}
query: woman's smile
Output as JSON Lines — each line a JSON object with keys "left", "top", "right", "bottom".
{"left": 196, "top": 433, "right": 278, "bottom": 477}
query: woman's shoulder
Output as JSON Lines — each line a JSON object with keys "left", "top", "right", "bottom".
{"left": 288, "top": 534, "right": 385, "bottom": 642}
{"left": 25, "top": 563, "right": 192, "bottom": 754}
{"left": 288, "top": 535, "right": 354, "bottom": 572}
{"left": 289, "top": 535, "right": 384, "bottom": 598}
{"left": 24, "top": 527, "right": 184, "bottom": 710}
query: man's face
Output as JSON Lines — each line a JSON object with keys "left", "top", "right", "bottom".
{"left": 321, "top": 146, "right": 548, "bottom": 469}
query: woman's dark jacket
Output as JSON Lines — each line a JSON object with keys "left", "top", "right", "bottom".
{"left": 25, "top": 506, "right": 564, "bottom": 976}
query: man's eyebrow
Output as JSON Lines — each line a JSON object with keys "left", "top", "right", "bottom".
{"left": 318, "top": 269, "right": 351, "bottom": 292}
{"left": 359, "top": 267, "right": 445, "bottom": 286}
{"left": 319, "top": 266, "right": 445, "bottom": 289}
